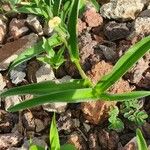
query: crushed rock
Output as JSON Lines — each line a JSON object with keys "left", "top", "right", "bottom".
{"left": 26, "top": 15, "right": 43, "bottom": 35}
{"left": 123, "top": 137, "right": 138, "bottom": 150}
{"left": 0, "top": 33, "right": 38, "bottom": 70}
{"left": 9, "top": 18, "right": 29, "bottom": 40}
{"left": 130, "top": 9, "right": 150, "bottom": 37}
{"left": 0, "top": 131, "right": 23, "bottom": 150}
{"left": 35, "top": 64, "right": 55, "bottom": 83}
{"left": 0, "top": 16, "right": 7, "bottom": 44}
{"left": 104, "top": 21, "right": 130, "bottom": 41}
{"left": 83, "top": 7, "right": 103, "bottom": 27}
{"left": 98, "top": 129, "right": 119, "bottom": 150}
{"left": 4, "top": 95, "right": 22, "bottom": 111}
{"left": 10, "top": 62, "right": 27, "bottom": 84}
{"left": 0, "top": 73, "right": 6, "bottom": 90}
{"left": 0, "top": 109, "right": 15, "bottom": 133}
{"left": 100, "top": 0, "right": 149, "bottom": 20}
{"left": 67, "top": 132, "right": 87, "bottom": 150}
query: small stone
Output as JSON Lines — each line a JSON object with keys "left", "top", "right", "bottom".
{"left": 81, "top": 101, "right": 115, "bottom": 125}
{"left": 0, "top": 33, "right": 38, "bottom": 70}
{"left": 100, "top": 0, "right": 148, "bottom": 20}
{"left": 0, "top": 17, "right": 7, "bottom": 43}
{"left": 131, "top": 11, "right": 150, "bottom": 37}
{"left": 9, "top": 18, "right": 29, "bottom": 39}
{"left": 10, "top": 62, "right": 26, "bottom": 84}
{"left": 98, "top": 129, "right": 119, "bottom": 150}
{"left": 42, "top": 103, "right": 67, "bottom": 113}
{"left": 57, "top": 111, "right": 74, "bottom": 133}
{"left": 97, "top": 41, "right": 117, "bottom": 62}
{"left": 67, "top": 132, "right": 87, "bottom": 150}
{"left": 88, "top": 131, "right": 100, "bottom": 150}
{"left": 0, "top": 73, "right": 6, "bottom": 90}
{"left": 142, "top": 122, "right": 150, "bottom": 138}
{"left": 123, "top": 137, "right": 138, "bottom": 150}
{"left": 22, "top": 111, "right": 35, "bottom": 131}
{"left": 36, "top": 64, "right": 55, "bottom": 83}
{"left": 104, "top": 21, "right": 130, "bottom": 41}
{"left": 128, "top": 58, "right": 149, "bottom": 84}
{"left": 77, "top": 18, "right": 86, "bottom": 35}
{"left": 0, "top": 131, "right": 23, "bottom": 149}
{"left": 43, "top": 23, "right": 53, "bottom": 37}
{"left": 26, "top": 15, "right": 43, "bottom": 35}
{"left": 83, "top": 123, "right": 91, "bottom": 132}
{"left": 34, "top": 119, "right": 45, "bottom": 132}
{"left": 83, "top": 7, "right": 103, "bottom": 27}
{"left": 4, "top": 95, "right": 22, "bottom": 110}
{"left": 0, "top": 110, "right": 14, "bottom": 133}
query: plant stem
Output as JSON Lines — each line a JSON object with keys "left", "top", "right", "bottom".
{"left": 75, "top": 60, "right": 94, "bottom": 87}
{"left": 55, "top": 27, "right": 94, "bottom": 87}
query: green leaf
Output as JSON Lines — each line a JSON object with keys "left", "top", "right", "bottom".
{"left": 108, "top": 106, "right": 124, "bottom": 132}
{"left": 29, "top": 145, "right": 45, "bottom": 150}
{"left": 53, "top": 0, "right": 62, "bottom": 16}
{"left": 7, "top": 88, "right": 95, "bottom": 112}
{"left": 136, "top": 128, "right": 148, "bottom": 150}
{"left": 0, "top": 79, "right": 89, "bottom": 97}
{"left": 61, "top": 144, "right": 76, "bottom": 150}
{"left": 99, "top": 91, "right": 150, "bottom": 101}
{"left": 91, "top": 0, "right": 100, "bottom": 11}
{"left": 68, "top": 0, "right": 80, "bottom": 62}
{"left": 95, "top": 36, "right": 150, "bottom": 92}
{"left": 17, "top": 6, "right": 44, "bottom": 16}
{"left": 9, "top": 34, "right": 62, "bottom": 71}
{"left": 50, "top": 113, "right": 60, "bottom": 150}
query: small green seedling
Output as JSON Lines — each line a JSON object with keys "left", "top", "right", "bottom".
{"left": 108, "top": 106, "right": 124, "bottom": 132}
{"left": 29, "top": 113, "right": 76, "bottom": 150}
{"left": 108, "top": 100, "right": 148, "bottom": 132}
{"left": 136, "top": 128, "right": 148, "bottom": 150}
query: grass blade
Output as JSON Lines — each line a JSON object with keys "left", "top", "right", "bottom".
{"left": 61, "top": 144, "right": 76, "bottom": 150}
{"left": 17, "top": 6, "right": 43, "bottom": 16}
{"left": 0, "top": 79, "right": 88, "bottom": 97}
{"left": 50, "top": 113, "right": 60, "bottom": 150}
{"left": 6, "top": 88, "right": 150, "bottom": 112}
{"left": 9, "top": 34, "right": 62, "bottom": 70}
{"left": 7, "top": 88, "right": 95, "bottom": 112}
{"left": 100, "top": 91, "right": 150, "bottom": 101}
{"left": 29, "top": 145, "right": 45, "bottom": 150}
{"left": 91, "top": 0, "right": 100, "bottom": 11}
{"left": 68, "top": 0, "right": 80, "bottom": 62}
{"left": 136, "top": 128, "right": 148, "bottom": 150}
{"left": 95, "top": 36, "right": 150, "bottom": 92}
{"left": 53, "top": 0, "right": 62, "bottom": 16}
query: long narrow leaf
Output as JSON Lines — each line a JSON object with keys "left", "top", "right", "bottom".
{"left": 7, "top": 89, "right": 150, "bottom": 112}
{"left": 9, "top": 34, "right": 62, "bottom": 70}
{"left": 17, "top": 6, "right": 43, "bottom": 16}
{"left": 95, "top": 36, "right": 150, "bottom": 92}
{"left": 136, "top": 128, "right": 148, "bottom": 150}
{"left": 53, "top": 0, "right": 62, "bottom": 16}
{"left": 29, "top": 145, "right": 45, "bottom": 150}
{"left": 7, "top": 88, "right": 95, "bottom": 112}
{"left": 50, "top": 113, "right": 60, "bottom": 150}
{"left": 68, "top": 0, "right": 80, "bottom": 62}
{"left": 0, "top": 79, "right": 88, "bottom": 97}
{"left": 100, "top": 91, "right": 150, "bottom": 101}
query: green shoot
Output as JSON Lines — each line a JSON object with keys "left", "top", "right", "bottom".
{"left": 136, "top": 128, "right": 148, "bottom": 150}
{"left": 108, "top": 106, "right": 124, "bottom": 132}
